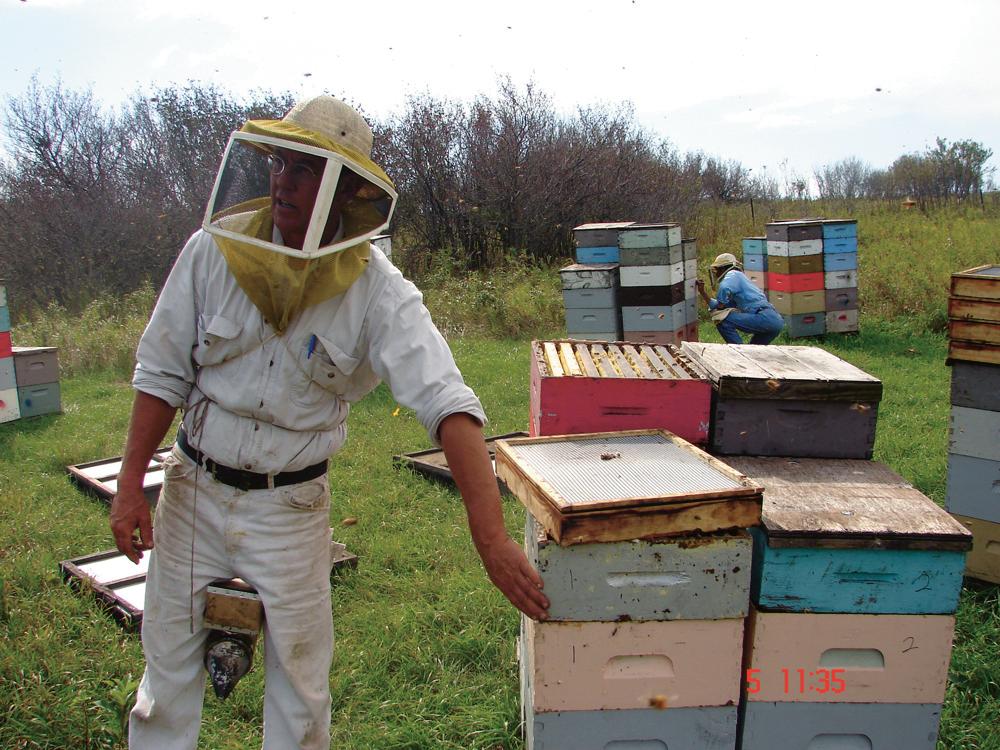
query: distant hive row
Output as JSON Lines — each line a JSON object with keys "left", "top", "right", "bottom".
{"left": 0, "top": 280, "right": 61, "bottom": 423}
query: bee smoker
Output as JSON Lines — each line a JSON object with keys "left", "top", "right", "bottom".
{"left": 203, "top": 578, "right": 263, "bottom": 700}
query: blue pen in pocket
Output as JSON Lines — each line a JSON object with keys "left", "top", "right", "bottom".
{"left": 307, "top": 334, "right": 317, "bottom": 359}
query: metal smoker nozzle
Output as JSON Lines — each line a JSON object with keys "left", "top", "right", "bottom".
{"left": 204, "top": 631, "right": 254, "bottom": 700}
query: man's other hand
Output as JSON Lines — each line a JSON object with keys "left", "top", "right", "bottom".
{"left": 110, "top": 487, "right": 154, "bottom": 564}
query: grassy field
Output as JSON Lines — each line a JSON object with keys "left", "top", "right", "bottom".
{"left": 2, "top": 201, "right": 999, "bottom": 748}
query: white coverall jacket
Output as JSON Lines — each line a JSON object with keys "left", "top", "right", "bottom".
{"left": 128, "top": 229, "right": 485, "bottom": 749}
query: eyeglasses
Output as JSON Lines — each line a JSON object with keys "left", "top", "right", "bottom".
{"left": 267, "top": 153, "right": 322, "bottom": 181}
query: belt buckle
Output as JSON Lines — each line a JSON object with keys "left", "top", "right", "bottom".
{"left": 233, "top": 473, "right": 256, "bottom": 492}
{"left": 204, "top": 458, "right": 220, "bottom": 482}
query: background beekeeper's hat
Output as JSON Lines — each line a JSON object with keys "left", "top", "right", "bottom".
{"left": 710, "top": 252, "right": 742, "bottom": 283}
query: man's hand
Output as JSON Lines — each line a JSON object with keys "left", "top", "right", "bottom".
{"left": 110, "top": 487, "right": 154, "bottom": 563}
{"left": 474, "top": 533, "right": 549, "bottom": 621}
{"left": 438, "top": 413, "right": 550, "bottom": 621}
{"left": 110, "top": 390, "right": 177, "bottom": 563}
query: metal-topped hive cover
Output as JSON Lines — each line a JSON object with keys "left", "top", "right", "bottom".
{"left": 572, "top": 221, "right": 636, "bottom": 232}
{"left": 534, "top": 340, "right": 703, "bottom": 381}
{"left": 507, "top": 432, "right": 745, "bottom": 509}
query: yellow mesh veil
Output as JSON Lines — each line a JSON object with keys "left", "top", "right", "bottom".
{"left": 207, "top": 119, "right": 396, "bottom": 333}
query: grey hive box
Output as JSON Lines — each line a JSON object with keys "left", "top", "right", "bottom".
{"left": 524, "top": 511, "right": 751, "bottom": 621}
{"left": 739, "top": 702, "right": 941, "bottom": 750}
{"left": 12, "top": 346, "right": 59, "bottom": 387}
{"left": 573, "top": 221, "right": 635, "bottom": 248}
{"left": 680, "top": 342, "right": 882, "bottom": 458}
{"left": 617, "top": 222, "right": 682, "bottom": 249}
{"left": 949, "top": 360, "right": 1000, "bottom": 412}
{"left": 765, "top": 220, "right": 823, "bottom": 242}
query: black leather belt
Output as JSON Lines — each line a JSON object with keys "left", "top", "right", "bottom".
{"left": 177, "top": 428, "right": 328, "bottom": 491}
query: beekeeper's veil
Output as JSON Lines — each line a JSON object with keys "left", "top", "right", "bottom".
{"left": 203, "top": 96, "right": 397, "bottom": 332}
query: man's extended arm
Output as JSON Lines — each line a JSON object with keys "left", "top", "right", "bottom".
{"left": 439, "top": 412, "right": 549, "bottom": 620}
{"left": 110, "top": 390, "right": 178, "bottom": 563}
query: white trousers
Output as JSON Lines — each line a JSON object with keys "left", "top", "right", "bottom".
{"left": 129, "top": 447, "right": 334, "bottom": 749}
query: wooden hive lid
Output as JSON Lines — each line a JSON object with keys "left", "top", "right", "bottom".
{"left": 495, "top": 429, "right": 762, "bottom": 515}
{"left": 725, "top": 456, "right": 973, "bottom": 551}
{"left": 679, "top": 342, "right": 883, "bottom": 402}
{"left": 533, "top": 339, "right": 706, "bottom": 381}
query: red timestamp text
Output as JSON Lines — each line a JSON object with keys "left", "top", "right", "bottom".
{"left": 745, "top": 667, "right": 847, "bottom": 695}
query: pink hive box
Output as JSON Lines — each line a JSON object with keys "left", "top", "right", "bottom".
{"left": 744, "top": 607, "right": 955, "bottom": 704}
{"left": 529, "top": 340, "right": 710, "bottom": 444}
{"left": 523, "top": 616, "right": 744, "bottom": 712}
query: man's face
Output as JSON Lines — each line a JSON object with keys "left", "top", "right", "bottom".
{"left": 269, "top": 147, "right": 326, "bottom": 250}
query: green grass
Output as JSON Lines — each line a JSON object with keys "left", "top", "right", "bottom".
{"left": 1, "top": 330, "right": 999, "bottom": 749}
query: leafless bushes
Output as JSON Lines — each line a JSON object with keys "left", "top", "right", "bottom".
{"left": 815, "top": 139, "right": 994, "bottom": 209}
{"left": 0, "top": 77, "right": 292, "bottom": 316}
{"left": 3, "top": 77, "right": 993, "bottom": 321}
{"left": 378, "top": 78, "right": 723, "bottom": 274}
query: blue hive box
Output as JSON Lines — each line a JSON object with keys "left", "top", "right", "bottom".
{"left": 726, "top": 456, "right": 971, "bottom": 614}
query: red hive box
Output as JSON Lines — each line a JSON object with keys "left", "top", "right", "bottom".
{"left": 529, "top": 340, "right": 711, "bottom": 444}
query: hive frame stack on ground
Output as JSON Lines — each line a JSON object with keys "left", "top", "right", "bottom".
{"left": 565, "top": 223, "right": 633, "bottom": 341}
{"left": 741, "top": 237, "right": 768, "bottom": 292}
{"left": 618, "top": 223, "right": 698, "bottom": 346}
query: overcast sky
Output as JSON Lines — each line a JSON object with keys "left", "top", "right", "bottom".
{"left": 3, "top": 0, "right": 998, "bottom": 189}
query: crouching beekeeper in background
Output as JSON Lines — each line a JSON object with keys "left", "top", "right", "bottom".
{"left": 696, "top": 252, "right": 785, "bottom": 345}
{"left": 109, "top": 95, "right": 550, "bottom": 749}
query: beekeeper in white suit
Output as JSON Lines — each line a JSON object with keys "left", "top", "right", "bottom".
{"left": 110, "top": 95, "right": 550, "bottom": 749}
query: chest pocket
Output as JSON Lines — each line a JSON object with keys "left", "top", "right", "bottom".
{"left": 291, "top": 334, "right": 381, "bottom": 407}
{"left": 193, "top": 314, "right": 245, "bottom": 367}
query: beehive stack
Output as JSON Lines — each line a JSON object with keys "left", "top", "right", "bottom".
{"left": 680, "top": 342, "right": 882, "bottom": 459}
{"left": 13, "top": 347, "right": 62, "bottom": 418}
{"left": 682, "top": 237, "right": 700, "bottom": 340}
{"left": 565, "top": 223, "right": 633, "bottom": 341}
{"left": 0, "top": 280, "right": 17, "bottom": 424}
{"left": 728, "top": 457, "right": 971, "bottom": 749}
{"left": 618, "top": 223, "right": 693, "bottom": 346}
{"left": 764, "top": 219, "right": 859, "bottom": 337}
{"left": 765, "top": 221, "right": 826, "bottom": 337}
{"left": 560, "top": 263, "right": 622, "bottom": 342}
{"left": 528, "top": 340, "right": 711, "bottom": 444}
{"left": 741, "top": 237, "right": 768, "bottom": 292}
{"left": 822, "top": 220, "right": 860, "bottom": 334}
{"left": 945, "top": 264, "right": 1000, "bottom": 584}
{"left": 496, "top": 430, "right": 762, "bottom": 749}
